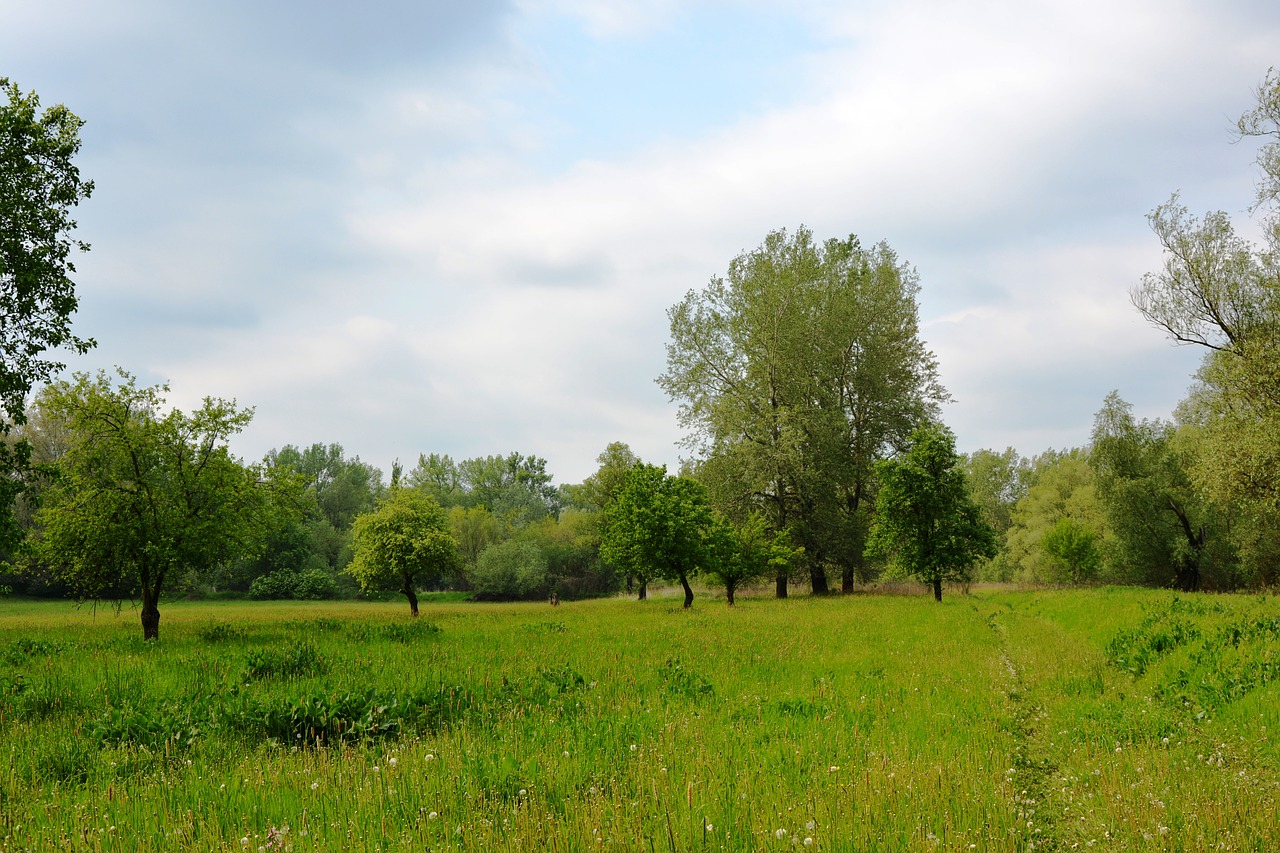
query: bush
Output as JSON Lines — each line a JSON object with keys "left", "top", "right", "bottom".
{"left": 471, "top": 539, "right": 549, "bottom": 600}
{"left": 293, "top": 568, "right": 339, "bottom": 600}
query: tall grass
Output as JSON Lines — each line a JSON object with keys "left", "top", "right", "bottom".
{"left": 0, "top": 590, "right": 1277, "bottom": 851}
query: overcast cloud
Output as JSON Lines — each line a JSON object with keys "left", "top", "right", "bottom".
{"left": 3, "top": 0, "right": 1278, "bottom": 483}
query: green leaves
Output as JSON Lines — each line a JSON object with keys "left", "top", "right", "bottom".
{"left": 347, "top": 487, "right": 458, "bottom": 611}
{"left": 865, "top": 424, "right": 997, "bottom": 600}
{"left": 26, "top": 370, "right": 264, "bottom": 635}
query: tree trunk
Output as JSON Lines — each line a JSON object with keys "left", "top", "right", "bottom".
{"left": 141, "top": 598, "right": 160, "bottom": 641}
{"left": 680, "top": 573, "right": 694, "bottom": 609}
{"left": 810, "top": 564, "right": 829, "bottom": 596}
{"left": 775, "top": 573, "right": 788, "bottom": 599}
{"left": 726, "top": 583, "right": 736, "bottom": 606}
{"left": 932, "top": 578, "right": 942, "bottom": 602}
{"left": 842, "top": 565, "right": 855, "bottom": 594}
{"left": 638, "top": 580, "right": 647, "bottom": 600}
{"left": 404, "top": 582, "right": 419, "bottom": 617}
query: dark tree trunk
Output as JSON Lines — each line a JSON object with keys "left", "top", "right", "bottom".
{"left": 932, "top": 578, "right": 943, "bottom": 602}
{"left": 726, "top": 583, "right": 736, "bottom": 606}
{"left": 810, "top": 564, "right": 829, "bottom": 596}
{"left": 638, "top": 580, "right": 647, "bottom": 600}
{"left": 842, "top": 565, "right": 855, "bottom": 594}
{"left": 680, "top": 573, "right": 694, "bottom": 609}
{"left": 775, "top": 573, "right": 788, "bottom": 599}
{"left": 141, "top": 598, "right": 160, "bottom": 641}
{"left": 404, "top": 581, "right": 419, "bottom": 617}
{"left": 141, "top": 571, "right": 162, "bottom": 640}
{"left": 625, "top": 573, "right": 634, "bottom": 594}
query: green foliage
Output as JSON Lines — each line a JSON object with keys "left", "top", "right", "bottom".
{"left": 26, "top": 370, "right": 264, "bottom": 638}
{"left": 700, "top": 512, "right": 801, "bottom": 604}
{"left": 470, "top": 538, "right": 549, "bottom": 600}
{"left": 599, "top": 464, "right": 719, "bottom": 607}
{"left": 866, "top": 424, "right": 997, "bottom": 600}
{"left": 660, "top": 226, "right": 947, "bottom": 595}
{"left": 347, "top": 487, "right": 457, "bottom": 615}
{"left": 243, "top": 640, "right": 328, "bottom": 681}
{"left": 1133, "top": 70, "right": 1280, "bottom": 526}
{"left": 0, "top": 79, "right": 95, "bottom": 549}
{"left": 1040, "top": 517, "right": 1102, "bottom": 584}
{"left": 1003, "top": 450, "right": 1106, "bottom": 583}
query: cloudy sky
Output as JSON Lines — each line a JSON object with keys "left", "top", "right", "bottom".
{"left": 4, "top": 0, "right": 1278, "bottom": 484}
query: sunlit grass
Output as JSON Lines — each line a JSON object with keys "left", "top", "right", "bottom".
{"left": 1, "top": 589, "right": 1278, "bottom": 850}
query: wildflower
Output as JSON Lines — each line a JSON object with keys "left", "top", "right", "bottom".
{"left": 630, "top": 744, "right": 637, "bottom": 752}
{"left": 706, "top": 824, "right": 714, "bottom": 832}
{"left": 519, "top": 789, "right": 528, "bottom": 797}
{"left": 776, "top": 828, "right": 788, "bottom": 839}
{"left": 389, "top": 757, "right": 397, "bottom": 768}
{"left": 425, "top": 753, "right": 436, "bottom": 762}
{"left": 428, "top": 812, "right": 438, "bottom": 820}
{"left": 804, "top": 839, "right": 814, "bottom": 847}
{"left": 310, "top": 782, "right": 319, "bottom": 791}
{"left": 806, "top": 821, "right": 815, "bottom": 831}
{"left": 241, "top": 838, "right": 249, "bottom": 847}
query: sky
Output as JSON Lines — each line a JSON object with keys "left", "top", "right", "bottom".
{"left": 3, "top": 0, "right": 1278, "bottom": 485}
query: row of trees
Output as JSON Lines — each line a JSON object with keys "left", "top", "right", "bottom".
{"left": 4, "top": 70, "right": 1279, "bottom": 640}
{"left": 959, "top": 69, "right": 1280, "bottom": 592}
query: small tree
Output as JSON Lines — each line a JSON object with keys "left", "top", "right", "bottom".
{"left": 600, "top": 464, "right": 717, "bottom": 609}
{"left": 347, "top": 488, "right": 457, "bottom": 616}
{"left": 703, "top": 513, "right": 801, "bottom": 605}
{"left": 1040, "top": 517, "right": 1101, "bottom": 584}
{"left": 28, "top": 370, "right": 264, "bottom": 640}
{"left": 865, "top": 424, "right": 997, "bottom": 601}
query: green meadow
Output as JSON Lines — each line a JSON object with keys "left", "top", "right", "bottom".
{"left": 1, "top": 589, "right": 1278, "bottom": 852}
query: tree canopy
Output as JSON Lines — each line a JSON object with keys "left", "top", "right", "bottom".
{"left": 865, "top": 424, "right": 997, "bottom": 601}
{"left": 660, "top": 226, "right": 946, "bottom": 597}
{"left": 347, "top": 488, "right": 457, "bottom": 616}
{"left": 27, "top": 370, "right": 264, "bottom": 638}
{"left": 0, "top": 79, "right": 95, "bottom": 548}
{"left": 600, "top": 464, "right": 719, "bottom": 608}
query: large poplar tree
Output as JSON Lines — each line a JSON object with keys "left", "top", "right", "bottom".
{"left": 660, "top": 226, "right": 946, "bottom": 596}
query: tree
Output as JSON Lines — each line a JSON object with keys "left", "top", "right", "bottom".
{"left": 660, "top": 226, "right": 946, "bottom": 597}
{"left": 701, "top": 512, "right": 801, "bottom": 605}
{"left": 1002, "top": 450, "right": 1106, "bottom": 583}
{"left": 1040, "top": 517, "right": 1102, "bottom": 584}
{"left": 27, "top": 371, "right": 264, "bottom": 639}
{"left": 470, "top": 538, "right": 548, "bottom": 600}
{"left": 1131, "top": 69, "right": 1280, "bottom": 513}
{"left": 1090, "top": 392, "right": 1221, "bottom": 590}
{"left": 865, "top": 424, "right": 997, "bottom": 601}
{"left": 600, "top": 464, "right": 718, "bottom": 608}
{"left": 961, "top": 447, "right": 1032, "bottom": 581}
{"left": 347, "top": 488, "right": 457, "bottom": 616}
{"left": 0, "top": 79, "right": 95, "bottom": 548}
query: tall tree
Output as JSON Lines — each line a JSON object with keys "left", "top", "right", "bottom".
{"left": 27, "top": 371, "right": 264, "bottom": 639}
{"left": 0, "top": 79, "right": 95, "bottom": 548}
{"left": 347, "top": 488, "right": 457, "bottom": 616}
{"left": 1131, "top": 69, "right": 1280, "bottom": 513}
{"left": 1090, "top": 392, "right": 1220, "bottom": 591}
{"left": 660, "top": 226, "right": 946, "bottom": 597}
{"left": 865, "top": 424, "right": 997, "bottom": 602}
{"left": 600, "top": 464, "right": 718, "bottom": 608}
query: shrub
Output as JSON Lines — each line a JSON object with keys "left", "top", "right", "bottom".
{"left": 470, "top": 539, "right": 549, "bottom": 600}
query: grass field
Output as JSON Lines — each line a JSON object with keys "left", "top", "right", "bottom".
{"left": 1, "top": 588, "right": 1278, "bottom": 852}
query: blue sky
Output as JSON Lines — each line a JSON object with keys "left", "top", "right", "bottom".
{"left": 4, "top": 0, "right": 1278, "bottom": 484}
